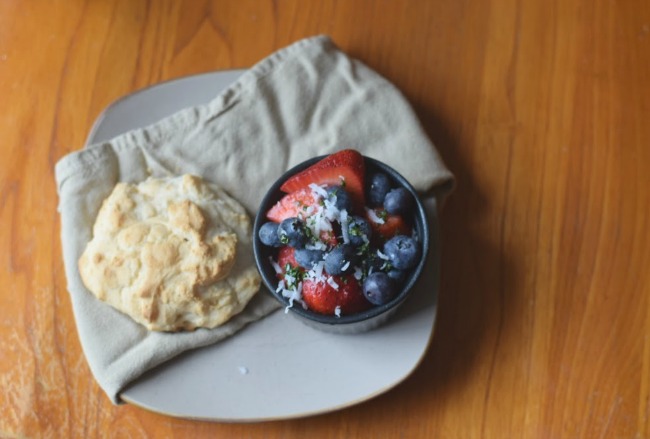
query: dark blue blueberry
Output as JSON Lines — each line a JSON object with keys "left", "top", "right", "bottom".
{"left": 368, "top": 173, "right": 392, "bottom": 207}
{"left": 324, "top": 244, "right": 358, "bottom": 275}
{"left": 294, "top": 248, "right": 325, "bottom": 269}
{"left": 346, "top": 216, "right": 372, "bottom": 246}
{"left": 387, "top": 269, "right": 407, "bottom": 284}
{"left": 383, "top": 235, "right": 420, "bottom": 270}
{"left": 278, "top": 217, "right": 307, "bottom": 248}
{"left": 258, "top": 222, "right": 282, "bottom": 247}
{"left": 363, "top": 272, "right": 397, "bottom": 305}
{"left": 384, "top": 187, "right": 413, "bottom": 216}
{"left": 325, "top": 186, "right": 353, "bottom": 212}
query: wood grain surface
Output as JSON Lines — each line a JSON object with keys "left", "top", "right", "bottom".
{"left": 1, "top": 0, "right": 649, "bottom": 437}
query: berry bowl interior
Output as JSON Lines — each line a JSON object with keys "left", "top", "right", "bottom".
{"left": 253, "top": 154, "right": 430, "bottom": 334}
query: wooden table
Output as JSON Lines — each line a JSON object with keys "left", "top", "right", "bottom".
{"left": 1, "top": 0, "right": 648, "bottom": 437}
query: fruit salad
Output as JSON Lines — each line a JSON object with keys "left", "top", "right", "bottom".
{"left": 258, "top": 149, "right": 422, "bottom": 316}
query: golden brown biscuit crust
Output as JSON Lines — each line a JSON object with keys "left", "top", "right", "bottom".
{"left": 78, "top": 175, "right": 260, "bottom": 331}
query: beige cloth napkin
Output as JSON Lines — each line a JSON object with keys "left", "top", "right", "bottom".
{"left": 55, "top": 35, "right": 454, "bottom": 404}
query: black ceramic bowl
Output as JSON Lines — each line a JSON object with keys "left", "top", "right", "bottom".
{"left": 253, "top": 154, "right": 429, "bottom": 334}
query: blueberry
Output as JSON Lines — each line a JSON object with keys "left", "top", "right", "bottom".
{"left": 278, "top": 217, "right": 308, "bottom": 248}
{"left": 368, "top": 173, "right": 392, "bottom": 207}
{"left": 383, "top": 235, "right": 420, "bottom": 270}
{"left": 387, "top": 269, "right": 407, "bottom": 284}
{"left": 324, "top": 244, "right": 358, "bottom": 275}
{"left": 346, "top": 216, "right": 371, "bottom": 246}
{"left": 325, "top": 186, "right": 353, "bottom": 212}
{"left": 363, "top": 272, "right": 397, "bottom": 305}
{"left": 258, "top": 222, "right": 282, "bottom": 247}
{"left": 384, "top": 187, "right": 413, "bottom": 216}
{"left": 294, "top": 248, "right": 324, "bottom": 269}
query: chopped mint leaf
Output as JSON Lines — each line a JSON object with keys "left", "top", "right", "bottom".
{"left": 284, "top": 265, "right": 305, "bottom": 288}
{"left": 349, "top": 224, "right": 362, "bottom": 236}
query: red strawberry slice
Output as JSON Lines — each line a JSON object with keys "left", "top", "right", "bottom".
{"left": 266, "top": 187, "right": 316, "bottom": 223}
{"left": 276, "top": 246, "right": 302, "bottom": 279}
{"left": 277, "top": 246, "right": 300, "bottom": 270}
{"left": 366, "top": 208, "right": 412, "bottom": 242}
{"left": 280, "top": 149, "right": 366, "bottom": 208}
{"left": 302, "top": 275, "right": 372, "bottom": 315}
{"left": 319, "top": 230, "right": 338, "bottom": 247}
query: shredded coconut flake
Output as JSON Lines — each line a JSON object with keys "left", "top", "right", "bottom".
{"left": 340, "top": 209, "right": 350, "bottom": 244}
{"left": 306, "top": 241, "right": 327, "bottom": 251}
{"left": 353, "top": 266, "right": 363, "bottom": 280}
{"left": 309, "top": 183, "right": 328, "bottom": 198}
{"left": 334, "top": 306, "right": 341, "bottom": 318}
{"left": 376, "top": 250, "right": 389, "bottom": 260}
{"left": 303, "top": 202, "right": 334, "bottom": 241}
{"left": 327, "top": 276, "right": 339, "bottom": 290}
{"left": 280, "top": 281, "right": 304, "bottom": 313}
{"left": 322, "top": 198, "right": 339, "bottom": 222}
{"left": 341, "top": 260, "right": 350, "bottom": 271}
{"left": 366, "top": 207, "right": 385, "bottom": 224}
{"left": 270, "top": 257, "right": 283, "bottom": 274}
{"left": 307, "top": 260, "right": 326, "bottom": 283}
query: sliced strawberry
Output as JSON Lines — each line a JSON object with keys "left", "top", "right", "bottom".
{"left": 277, "top": 246, "right": 300, "bottom": 271}
{"left": 366, "top": 208, "right": 412, "bottom": 242}
{"left": 302, "top": 275, "right": 372, "bottom": 315}
{"left": 319, "top": 230, "right": 338, "bottom": 247}
{"left": 280, "top": 149, "right": 366, "bottom": 208}
{"left": 266, "top": 187, "right": 316, "bottom": 223}
{"left": 276, "top": 246, "right": 303, "bottom": 281}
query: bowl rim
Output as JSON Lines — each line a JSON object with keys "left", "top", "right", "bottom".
{"left": 253, "top": 154, "right": 430, "bottom": 326}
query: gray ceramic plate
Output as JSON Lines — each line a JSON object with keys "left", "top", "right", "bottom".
{"left": 85, "top": 70, "right": 440, "bottom": 422}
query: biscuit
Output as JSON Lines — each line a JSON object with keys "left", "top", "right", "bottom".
{"left": 78, "top": 174, "right": 261, "bottom": 331}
